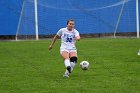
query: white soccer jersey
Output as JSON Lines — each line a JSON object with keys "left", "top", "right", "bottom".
{"left": 57, "top": 27, "right": 79, "bottom": 50}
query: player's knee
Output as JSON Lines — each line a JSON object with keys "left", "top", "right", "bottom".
{"left": 70, "top": 56, "right": 77, "bottom": 63}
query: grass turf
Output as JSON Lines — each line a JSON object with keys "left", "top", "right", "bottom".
{"left": 0, "top": 38, "right": 140, "bottom": 93}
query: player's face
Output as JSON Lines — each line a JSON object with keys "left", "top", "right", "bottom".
{"left": 67, "top": 21, "right": 75, "bottom": 31}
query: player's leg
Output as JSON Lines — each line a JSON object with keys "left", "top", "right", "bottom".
{"left": 69, "top": 51, "right": 77, "bottom": 72}
{"left": 61, "top": 50, "right": 71, "bottom": 77}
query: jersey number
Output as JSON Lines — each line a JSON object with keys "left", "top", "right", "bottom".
{"left": 66, "top": 38, "right": 72, "bottom": 42}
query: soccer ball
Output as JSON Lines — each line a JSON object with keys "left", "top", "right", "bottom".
{"left": 80, "top": 61, "right": 89, "bottom": 70}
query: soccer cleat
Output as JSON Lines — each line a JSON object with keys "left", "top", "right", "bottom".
{"left": 63, "top": 74, "right": 69, "bottom": 78}
{"left": 138, "top": 49, "right": 140, "bottom": 55}
{"left": 67, "top": 66, "right": 71, "bottom": 73}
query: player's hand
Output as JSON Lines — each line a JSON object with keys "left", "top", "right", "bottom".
{"left": 75, "top": 36, "right": 80, "bottom": 41}
{"left": 49, "top": 45, "right": 53, "bottom": 50}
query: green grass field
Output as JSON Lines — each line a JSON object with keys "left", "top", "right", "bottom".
{"left": 0, "top": 38, "right": 140, "bottom": 93}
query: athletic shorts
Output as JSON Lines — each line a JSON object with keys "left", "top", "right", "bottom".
{"left": 60, "top": 47, "right": 77, "bottom": 54}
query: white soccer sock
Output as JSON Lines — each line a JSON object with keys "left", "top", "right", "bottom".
{"left": 64, "top": 59, "right": 71, "bottom": 75}
{"left": 64, "top": 59, "right": 71, "bottom": 68}
{"left": 64, "top": 69, "right": 69, "bottom": 75}
{"left": 70, "top": 62, "right": 76, "bottom": 71}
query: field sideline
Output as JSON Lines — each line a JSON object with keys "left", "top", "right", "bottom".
{"left": 0, "top": 38, "right": 140, "bottom": 93}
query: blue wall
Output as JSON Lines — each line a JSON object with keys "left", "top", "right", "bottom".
{"left": 0, "top": 0, "right": 23, "bottom": 35}
{"left": 0, "top": 0, "right": 139, "bottom": 35}
{"left": 39, "top": 0, "right": 138, "bottom": 35}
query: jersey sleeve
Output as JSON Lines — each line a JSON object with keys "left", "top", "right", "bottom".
{"left": 56, "top": 29, "right": 62, "bottom": 37}
{"left": 74, "top": 30, "right": 80, "bottom": 37}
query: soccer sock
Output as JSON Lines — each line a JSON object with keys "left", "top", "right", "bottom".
{"left": 70, "top": 62, "right": 75, "bottom": 71}
{"left": 64, "top": 69, "right": 69, "bottom": 75}
{"left": 64, "top": 59, "right": 71, "bottom": 68}
{"left": 64, "top": 59, "right": 71, "bottom": 75}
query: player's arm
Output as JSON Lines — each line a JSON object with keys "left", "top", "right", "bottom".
{"left": 75, "top": 30, "right": 80, "bottom": 41}
{"left": 75, "top": 36, "right": 80, "bottom": 41}
{"left": 49, "top": 35, "right": 59, "bottom": 50}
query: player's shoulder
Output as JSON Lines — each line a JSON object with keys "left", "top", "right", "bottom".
{"left": 59, "top": 27, "right": 67, "bottom": 31}
{"left": 73, "top": 28, "right": 79, "bottom": 33}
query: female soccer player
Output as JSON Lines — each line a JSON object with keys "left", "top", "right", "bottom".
{"left": 49, "top": 19, "right": 80, "bottom": 77}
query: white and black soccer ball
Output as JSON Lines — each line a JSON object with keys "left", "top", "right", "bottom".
{"left": 80, "top": 61, "right": 89, "bottom": 70}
